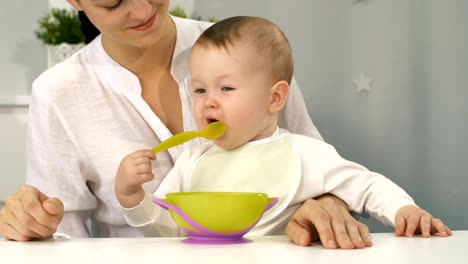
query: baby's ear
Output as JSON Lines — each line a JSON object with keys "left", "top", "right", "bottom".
{"left": 269, "top": 80, "right": 289, "bottom": 114}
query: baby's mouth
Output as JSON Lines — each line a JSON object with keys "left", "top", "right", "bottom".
{"left": 207, "top": 118, "right": 219, "bottom": 124}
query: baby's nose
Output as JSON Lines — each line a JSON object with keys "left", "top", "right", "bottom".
{"left": 204, "top": 95, "right": 219, "bottom": 108}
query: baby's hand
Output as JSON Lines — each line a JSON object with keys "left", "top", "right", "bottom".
{"left": 115, "top": 150, "right": 156, "bottom": 208}
{"left": 394, "top": 205, "right": 452, "bottom": 238}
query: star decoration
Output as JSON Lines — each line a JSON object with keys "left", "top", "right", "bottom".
{"left": 353, "top": 73, "right": 373, "bottom": 93}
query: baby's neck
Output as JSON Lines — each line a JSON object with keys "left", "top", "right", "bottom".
{"left": 218, "top": 126, "right": 280, "bottom": 151}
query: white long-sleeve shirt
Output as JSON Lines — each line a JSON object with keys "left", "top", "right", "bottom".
{"left": 123, "top": 129, "right": 415, "bottom": 237}
{"left": 26, "top": 16, "right": 322, "bottom": 238}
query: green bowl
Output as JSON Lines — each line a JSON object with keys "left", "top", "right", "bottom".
{"left": 160, "top": 192, "right": 276, "bottom": 234}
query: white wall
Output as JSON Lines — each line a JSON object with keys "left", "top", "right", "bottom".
{"left": 0, "top": 108, "right": 28, "bottom": 199}
{"left": 0, "top": 1, "right": 48, "bottom": 200}
{"left": 48, "top": 0, "right": 70, "bottom": 9}
{"left": 195, "top": 0, "right": 468, "bottom": 232}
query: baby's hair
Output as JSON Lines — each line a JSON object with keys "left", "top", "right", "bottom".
{"left": 195, "top": 16, "right": 294, "bottom": 85}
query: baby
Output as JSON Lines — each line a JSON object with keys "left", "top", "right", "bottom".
{"left": 115, "top": 16, "right": 451, "bottom": 246}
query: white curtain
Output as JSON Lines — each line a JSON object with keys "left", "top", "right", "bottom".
{"left": 195, "top": 0, "right": 468, "bottom": 231}
{"left": 342, "top": 0, "right": 468, "bottom": 231}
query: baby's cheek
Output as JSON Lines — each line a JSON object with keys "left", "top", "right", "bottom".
{"left": 193, "top": 102, "right": 204, "bottom": 117}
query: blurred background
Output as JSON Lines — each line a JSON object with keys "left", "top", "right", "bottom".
{"left": 1, "top": 0, "right": 466, "bottom": 232}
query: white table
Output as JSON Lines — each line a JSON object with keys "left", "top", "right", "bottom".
{"left": 1, "top": 231, "right": 467, "bottom": 264}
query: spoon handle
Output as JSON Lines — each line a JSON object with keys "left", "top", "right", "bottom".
{"left": 152, "top": 131, "right": 199, "bottom": 154}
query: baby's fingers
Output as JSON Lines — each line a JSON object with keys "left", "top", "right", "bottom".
{"left": 136, "top": 162, "right": 153, "bottom": 174}
{"left": 405, "top": 215, "right": 420, "bottom": 237}
{"left": 394, "top": 215, "right": 407, "bottom": 237}
{"left": 419, "top": 215, "right": 432, "bottom": 238}
{"left": 139, "top": 173, "right": 155, "bottom": 184}
{"left": 430, "top": 218, "right": 452, "bottom": 237}
{"left": 130, "top": 150, "right": 156, "bottom": 160}
{"left": 128, "top": 172, "right": 155, "bottom": 188}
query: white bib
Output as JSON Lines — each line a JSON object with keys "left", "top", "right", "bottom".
{"left": 186, "top": 132, "right": 302, "bottom": 225}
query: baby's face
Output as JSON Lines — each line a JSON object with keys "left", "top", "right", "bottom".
{"left": 189, "top": 43, "right": 277, "bottom": 150}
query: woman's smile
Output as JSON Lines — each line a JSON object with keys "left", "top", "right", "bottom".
{"left": 130, "top": 12, "right": 157, "bottom": 31}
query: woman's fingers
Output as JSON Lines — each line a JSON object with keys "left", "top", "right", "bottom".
{"left": 0, "top": 215, "right": 34, "bottom": 242}
{"left": 308, "top": 207, "right": 339, "bottom": 248}
{"left": 285, "top": 197, "right": 372, "bottom": 249}
{"left": 285, "top": 216, "right": 314, "bottom": 246}
{"left": 357, "top": 222, "right": 373, "bottom": 246}
{"left": 42, "top": 197, "right": 64, "bottom": 219}
{"left": 0, "top": 205, "right": 42, "bottom": 239}
{"left": 343, "top": 219, "right": 366, "bottom": 248}
{"left": 319, "top": 197, "right": 371, "bottom": 249}
{"left": 0, "top": 185, "right": 60, "bottom": 241}
{"left": 285, "top": 200, "right": 333, "bottom": 247}
{"left": 19, "top": 187, "right": 60, "bottom": 231}
{"left": 320, "top": 200, "right": 354, "bottom": 249}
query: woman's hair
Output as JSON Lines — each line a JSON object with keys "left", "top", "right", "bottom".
{"left": 78, "top": 11, "right": 100, "bottom": 44}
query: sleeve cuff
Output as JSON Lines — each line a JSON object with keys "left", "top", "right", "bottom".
{"left": 121, "top": 193, "right": 160, "bottom": 227}
{"left": 52, "top": 232, "right": 71, "bottom": 239}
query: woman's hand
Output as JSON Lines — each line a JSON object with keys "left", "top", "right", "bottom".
{"left": 0, "top": 185, "right": 64, "bottom": 241}
{"left": 286, "top": 194, "right": 372, "bottom": 249}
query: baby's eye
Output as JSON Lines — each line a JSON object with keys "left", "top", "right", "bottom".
{"left": 221, "top": 86, "right": 235, "bottom": 91}
{"left": 103, "top": 0, "right": 122, "bottom": 10}
{"left": 194, "top": 88, "right": 206, "bottom": 94}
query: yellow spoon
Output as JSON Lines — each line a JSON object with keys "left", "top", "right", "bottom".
{"left": 152, "top": 121, "right": 226, "bottom": 154}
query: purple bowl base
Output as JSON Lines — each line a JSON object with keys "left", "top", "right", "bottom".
{"left": 182, "top": 229, "right": 252, "bottom": 245}
{"left": 182, "top": 236, "right": 252, "bottom": 245}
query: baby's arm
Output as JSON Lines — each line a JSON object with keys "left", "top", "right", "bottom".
{"left": 115, "top": 149, "right": 189, "bottom": 237}
{"left": 320, "top": 150, "right": 413, "bottom": 226}
{"left": 318, "top": 144, "right": 451, "bottom": 237}
{"left": 115, "top": 149, "right": 156, "bottom": 208}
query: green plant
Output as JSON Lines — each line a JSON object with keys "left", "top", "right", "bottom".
{"left": 35, "top": 8, "right": 85, "bottom": 45}
{"left": 169, "top": 6, "right": 188, "bottom": 18}
{"left": 170, "top": 6, "right": 216, "bottom": 22}
{"left": 207, "top": 17, "right": 217, "bottom": 23}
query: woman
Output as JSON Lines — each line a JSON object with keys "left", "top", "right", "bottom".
{"left": 0, "top": 0, "right": 371, "bottom": 248}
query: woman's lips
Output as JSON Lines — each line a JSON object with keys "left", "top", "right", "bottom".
{"left": 131, "top": 13, "right": 156, "bottom": 31}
